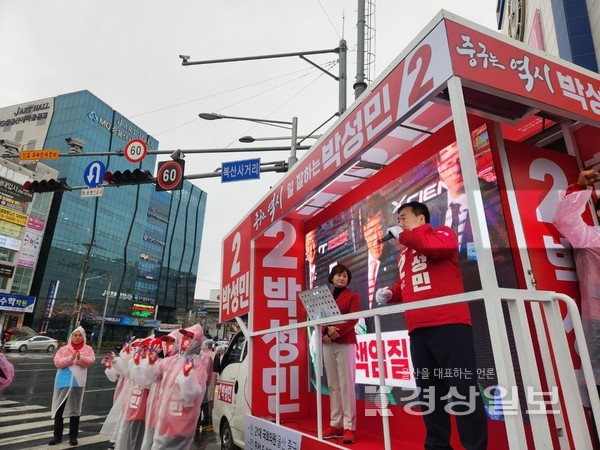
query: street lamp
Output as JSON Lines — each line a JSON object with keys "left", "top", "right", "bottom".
{"left": 239, "top": 134, "right": 320, "bottom": 143}
{"left": 76, "top": 274, "right": 103, "bottom": 326}
{"left": 199, "top": 112, "right": 300, "bottom": 168}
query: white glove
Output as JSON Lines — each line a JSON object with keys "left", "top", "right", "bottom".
{"left": 375, "top": 288, "right": 393, "bottom": 305}
{"left": 387, "top": 226, "right": 402, "bottom": 239}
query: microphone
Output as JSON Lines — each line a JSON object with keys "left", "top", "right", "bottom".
{"left": 378, "top": 231, "right": 395, "bottom": 244}
{"left": 378, "top": 226, "right": 402, "bottom": 244}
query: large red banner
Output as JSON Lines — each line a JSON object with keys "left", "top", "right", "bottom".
{"left": 246, "top": 22, "right": 453, "bottom": 237}
{"left": 505, "top": 141, "right": 590, "bottom": 365}
{"left": 446, "top": 20, "right": 600, "bottom": 125}
{"left": 251, "top": 218, "right": 308, "bottom": 418}
{"left": 220, "top": 216, "right": 252, "bottom": 321}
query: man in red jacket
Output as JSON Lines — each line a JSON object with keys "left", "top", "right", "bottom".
{"left": 376, "top": 201, "right": 487, "bottom": 450}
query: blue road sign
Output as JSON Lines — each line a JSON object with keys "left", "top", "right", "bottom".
{"left": 84, "top": 160, "right": 106, "bottom": 187}
{"left": 221, "top": 158, "right": 261, "bottom": 183}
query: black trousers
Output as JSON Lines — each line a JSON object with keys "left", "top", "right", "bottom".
{"left": 409, "top": 324, "right": 488, "bottom": 450}
{"left": 53, "top": 399, "right": 80, "bottom": 440}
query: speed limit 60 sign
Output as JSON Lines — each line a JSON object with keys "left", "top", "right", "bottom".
{"left": 156, "top": 160, "right": 185, "bottom": 191}
{"left": 124, "top": 139, "right": 148, "bottom": 163}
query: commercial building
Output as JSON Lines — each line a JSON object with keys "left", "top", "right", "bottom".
{"left": 0, "top": 91, "right": 206, "bottom": 342}
{"left": 498, "top": 0, "right": 599, "bottom": 72}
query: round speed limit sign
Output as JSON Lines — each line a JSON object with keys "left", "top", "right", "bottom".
{"left": 124, "top": 139, "right": 148, "bottom": 163}
{"left": 156, "top": 160, "right": 185, "bottom": 191}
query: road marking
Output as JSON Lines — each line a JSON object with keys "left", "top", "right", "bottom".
{"left": 30, "top": 433, "right": 111, "bottom": 449}
{"left": 0, "top": 429, "right": 109, "bottom": 448}
{"left": 0, "top": 414, "right": 103, "bottom": 434}
{"left": 0, "top": 399, "right": 18, "bottom": 406}
{"left": 1, "top": 410, "right": 50, "bottom": 421}
{"left": 0, "top": 404, "right": 47, "bottom": 413}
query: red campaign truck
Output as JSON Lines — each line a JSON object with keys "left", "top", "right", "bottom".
{"left": 212, "top": 10, "right": 600, "bottom": 450}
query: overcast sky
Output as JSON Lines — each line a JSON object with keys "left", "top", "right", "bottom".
{"left": 0, "top": 0, "right": 499, "bottom": 300}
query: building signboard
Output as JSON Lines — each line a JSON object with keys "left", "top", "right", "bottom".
{"left": 0, "top": 177, "right": 34, "bottom": 203}
{"left": 0, "top": 234, "right": 22, "bottom": 251}
{"left": 0, "top": 207, "right": 28, "bottom": 227}
{"left": 0, "top": 293, "right": 36, "bottom": 313}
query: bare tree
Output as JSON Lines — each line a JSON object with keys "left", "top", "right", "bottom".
{"left": 51, "top": 302, "right": 100, "bottom": 325}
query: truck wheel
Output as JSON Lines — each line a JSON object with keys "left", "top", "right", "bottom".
{"left": 220, "top": 419, "right": 235, "bottom": 450}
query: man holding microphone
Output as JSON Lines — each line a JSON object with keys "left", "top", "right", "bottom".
{"left": 376, "top": 201, "right": 487, "bottom": 450}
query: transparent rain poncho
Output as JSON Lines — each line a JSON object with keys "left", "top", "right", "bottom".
{"left": 553, "top": 188, "right": 600, "bottom": 385}
{"left": 150, "top": 324, "right": 210, "bottom": 450}
{"left": 139, "top": 331, "right": 181, "bottom": 450}
{"left": 50, "top": 326, "right": 96, "bottom": 419}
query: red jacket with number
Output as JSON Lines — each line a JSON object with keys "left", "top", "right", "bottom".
{"left": 388, "top": 223, "right": 471, "bottom": 333}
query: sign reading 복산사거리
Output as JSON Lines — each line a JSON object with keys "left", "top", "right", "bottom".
{"left": 221, "top": 158, "right": 260, "bottom": 183}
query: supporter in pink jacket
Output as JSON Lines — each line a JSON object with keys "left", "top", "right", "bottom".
{"left": 49, "top": 326, "right": 95, "bottom": 446}
{"left": 151, "top": 324, "right": 210, "bottom": 450}
{"left": 553, "top": 169, "right": 600, "bottom": 389}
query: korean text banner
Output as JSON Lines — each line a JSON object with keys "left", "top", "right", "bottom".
{"left": 247, "top": 21, "right": 453, "bottom": 237}
{"left": 447, "top": 19, "right": 600, "bottom": 125}
{"left": 251, "top": 218, "right": 308, "bottom": 419}
{"left": 221, "top": 216, "right": 252, "bottom": 322}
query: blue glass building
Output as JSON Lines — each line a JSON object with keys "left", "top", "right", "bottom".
{"left": 0, "top": 91, "right": 206, "bottom": 341}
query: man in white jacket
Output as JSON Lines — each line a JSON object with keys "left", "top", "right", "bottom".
{"left": 553, "top": 168, "right": 600, "bottom": 392}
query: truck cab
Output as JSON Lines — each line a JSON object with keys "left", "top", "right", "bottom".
{"left": 212, "top": 329, "right": 248, "bottom": 450}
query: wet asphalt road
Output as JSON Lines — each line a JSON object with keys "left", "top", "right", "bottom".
{"left": 0, "top": 350, "right": 220, "bottom": 449}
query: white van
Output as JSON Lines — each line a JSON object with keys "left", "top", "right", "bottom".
{"left": 212, "top": 329, "right": 249, "bottom": 450}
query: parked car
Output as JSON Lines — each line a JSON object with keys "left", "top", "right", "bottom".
{"left": 4, "top": 335, "right": 58, "bottom": 353}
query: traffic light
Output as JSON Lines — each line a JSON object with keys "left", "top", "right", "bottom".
{"left": 103, "top": 169, "right": 154, "bottom": 185}
{"left": 23, "top": 179, "right": 70, "bottom": 193}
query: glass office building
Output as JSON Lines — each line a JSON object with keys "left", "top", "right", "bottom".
{"left": 0, "top": 91, "right": 206, "bottom": 341}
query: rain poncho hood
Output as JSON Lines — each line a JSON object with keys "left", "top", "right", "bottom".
{"left": 553, "top": 187, "right": 600, "bottom": 384}
{"left": 178, "top": 323, "right": 204, "bottom": 356}
{"left": 51, "top": 326, "right": 95, "bottom": 418}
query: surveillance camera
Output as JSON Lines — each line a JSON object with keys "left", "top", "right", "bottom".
{"left": 179, "top": 55, "right": 190, "bottom": 61}
{"left": 0, "top": 139, "right": 20, "bottom": 152}
{"left": 65, "top": 137, "right": 85, "bottom": 154}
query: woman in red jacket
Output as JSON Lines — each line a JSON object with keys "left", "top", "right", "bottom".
{"left": 322, "top": 264, "right": 360, "bottom": 445}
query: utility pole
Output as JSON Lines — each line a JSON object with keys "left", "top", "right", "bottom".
{"left": 354, "top": 0, "right": 368, "bottom": 99}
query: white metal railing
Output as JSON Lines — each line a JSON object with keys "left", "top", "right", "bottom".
{"left": 247, "top": 288, "right": 599, "bottom": 449}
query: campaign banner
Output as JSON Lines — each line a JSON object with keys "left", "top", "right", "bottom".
{"left": 221, "top": 216, "right": 252, "bottom": 322}
{"left": 505, "top": 141, "right": 584, "bottom": 367}
{"left": 245, "top": 415, "right": 302, "bottom": 450}
{"left": 355, "top": 330, "right": 416, "bottom": 389}
{"left": 247, "top": 21, "right": 453, "bottom": 237}
{"left": 251, "top": 218, "right": 308, "bottom": 419}
{"left": 446, "top": 19, "right": 600, "bottom": 126}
